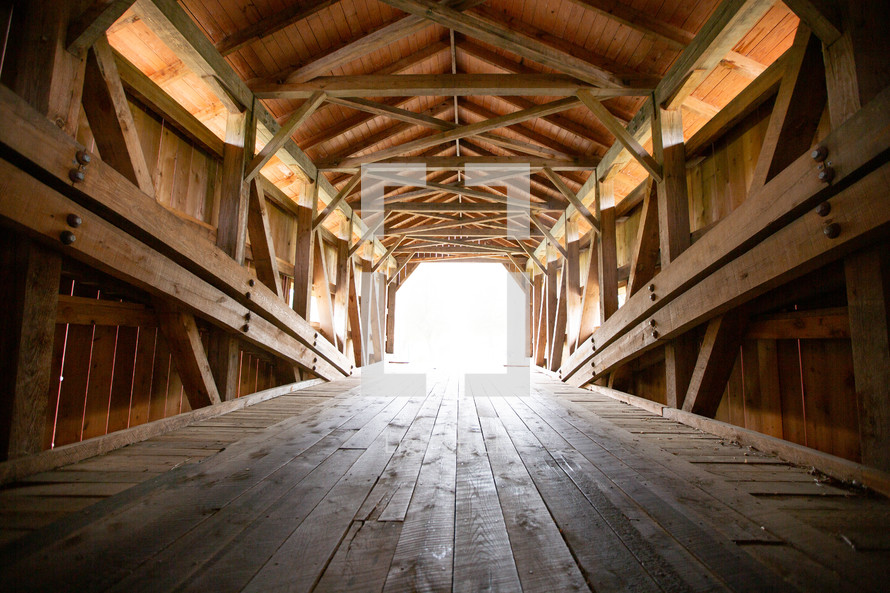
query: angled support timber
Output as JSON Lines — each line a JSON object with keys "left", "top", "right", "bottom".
{"left": 245, "top": 91, "right": 326, "bottom": 182}
{"left": 370, "top": 237, "right": 405, "bottom": 274}
{"left": 683, "top": 312, "right": 749, "bottom": 417}
{"left": 782, "top": 0, "right": 842, "bottom": 45}
{"left": 578, "top": 90, "right": 662, "bottom": 181}
{"left": 247, "top": 179, "right": 284, "bottom": 298}
{"left": 626, "top": 178, "right": 659, "bottom": 297}
{"left": 577, "top": 234, "right": 601, "bottom": 347}
{"left": 333, "top": 231, "right": 351, "bottom": 353}
{"left": 748, "top": 27, "right": 826, "bottom": 195}
{"left": 530, "top": 217, "right": 569, "bottom": 259}
{"left": 347, "top": 258, "right": 363, "bottom": 368}
{"left": 82, "top": 36, "right": 155, "bottom": 195}
{"left": 154, "top": 299, "right": 222, "bottom": 409}
{"left": 314, "top": 172, "right": 361, "bottom": 230}
{"left": 565, "top": 219, "right": 583, "bottom": 354}
{"left": 67, "top": 1, "right": 138, "bottom": 56}
{"left": 549, "top": 261, "right": 569, "bottom": 371}
{"left": 216, "top": 0, "right": 339, "bottom": 56}
{"left": 542, "top": 166, "right": 600, "bottom": 233}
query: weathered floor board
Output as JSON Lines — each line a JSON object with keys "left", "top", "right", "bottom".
{"left": 1, "top": 371, "right": 889, "bottom": 592}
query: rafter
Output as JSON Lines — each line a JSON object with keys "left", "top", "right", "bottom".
{"left": 215, "top": 0, "right": 339, "bottom": 56}
{"left": 377, "top": 0, "right": 633, "bottom": 87}
{"left": 268, "top": 0, "right": 486, "bottom": 84}
{"left": 562, "top": 0, "right": 694, "bottom": 49}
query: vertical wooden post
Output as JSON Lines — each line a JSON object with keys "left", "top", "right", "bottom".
{"left": 217, "top": 104, "right": 255, "bottom": 264}
{"left": 293, "top": 180, "right": 317, "bottom": 320}
{"left": 597, "top": 179, "right": 618, "bottom": 322}
{"left": 654, "top": 105, "right": 695, "bottom": 408}
{"left": 0, "top": 237, "right": 61, "bottom": 459}
{"left": 385, "top": 279, "right": 398, "bottom": 354}
{"left": 845, "top": 244, "right": 890, "bottom": 471}
{"left": 578, "top": 235, "right": 600, "bottom": 346}
{"left": 312, "top": 233, "right": 336, "bottom": 347}
{"left": 10, "top": 0, "right": 86, "bottom": 137}
{"left": 564, "top": 218, "right": 582, "bottom": 353}
{"left": 549, "top": 263, "right": 568, "bottom": 371}
{"left": 205, "top": 331, "right": 240, "bottom": 401}
{"left": 347, "top": 258, "right": 363, "bottom": 368}
{"left": 545, "top": 244, "right": 559, "bottom": 367}
{"left": 533, "top": 274, "right": 547, "bottom": 368}
{"left": 333, "top": 221, "right": 351, "bottom": 354}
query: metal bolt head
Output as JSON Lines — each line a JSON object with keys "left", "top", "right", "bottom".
{"left": 66, "top": 213, "right": 82, "bottom": 228}
{"left": 651, "top": 330, "right": 659, "bottom": 339}
{"left": 242, "top": 324, "right": 250, "bottom": 332}
{"left": 69, "top": 169, "right": 85, "bottom": 183}
{"left": 244, "top": 312, "right": 251, "bottom": 321}
{"left": 815, "top": 202, "right": 831, "bottom": 217}
{"left": 649, "top": 319, "right": 657, "bottom": 327}
{"left": 823, "top": 223, "right": 841, "bottom": 239}
{"left": 248, "top": 278, "right": 255, "bottom": 287}
{"left": 245, "top": 292, "right": 251, "bottom": 300}
{"left": 650, "top": 293, "right": 657, "bottom": 301}
{"left": 59, "top": 230, "right": 76, "bottom": 245}
{"left": 811, "top": 145, "right": 828, "bottom": 162}
{"left": 75, "top": 150, "right": 91, "bottom": 165}
{"left": 818, "top": 167, "right": 835, "bottom": 183}
{"left": 648, "top": 283, "right": 655, "bottom": 292}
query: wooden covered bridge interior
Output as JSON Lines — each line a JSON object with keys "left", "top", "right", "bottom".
{"left": 1, "top": 0, "right": 890, "bottom": 591}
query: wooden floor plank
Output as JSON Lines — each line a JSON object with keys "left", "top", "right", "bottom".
{"left": 1, "top": 371, "right": 889, "bottom": 592}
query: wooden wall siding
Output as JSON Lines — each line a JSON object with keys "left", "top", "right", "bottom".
{"left": 43, "top": 282, "right": 283, "bottom": 451}
{"left": 713, "top": 338, "right": 860, "bottom": 462}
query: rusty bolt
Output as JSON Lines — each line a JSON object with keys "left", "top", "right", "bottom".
{"left": 75, "top": 151, "right": 91, "bottom": 166}
{"left": 815, "top": 202, "right": 831, "bottom": 217}
{"left": 823, "top": 223, "right": 841, "bottom": 239}
{"left": 652, "top": 330, "right": 659, "bottom": 339}
{"left": 244, "top": 312, "right": 251, "bottom": 321}
{"left": 818, "top": 167, "right": 835, "bottom": 183}
{"left": 242, "top": 324, "right": 250, "bottom": 332}
{"left": 59, "top": 231, "right": 76, "bottom": 245}
{"left": 69, "top": 169, "right": 85, "bottom": 183}
{"left": 66, "top": 214, "right": 82, "bottom": 228}
{"left": 811, "top": 145, "right": 828, "bottom": 162}
{"left": 649, "top": 319, "right": 657, "bottom": 327}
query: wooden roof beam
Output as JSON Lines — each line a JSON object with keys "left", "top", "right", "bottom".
{"left": 319, "top": 156, "right": 598, "bottom": 173}
{"left": 270, "top": 0, "right": 487, "bottom": 84}
{"left": 562, "top": 0, "right": 694, "bottom": 50}
{"left": 215, "top": 0, "right": 339, "bottom": 56}
{"left": 326, "top": 96, "right": 584, "bottom": 168}
{"left": 377, "top": 0, "right": 632, "bottom": 87}
{"left": 253, "top": 74, "right": 652, "bottom": 99}
{"left": 67, "top": 0, "right": 137, "bottom": 56}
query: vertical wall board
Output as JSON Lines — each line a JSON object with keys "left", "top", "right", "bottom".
{"left": 777, "top": 339, "right": 807, "bottom": 448}
{"left": 800, "top": 339, "right": 861, "bottom": 461}
{"left": 43, "top": 323, "right": 68, "bottom": 449}
{"left": 148, "top": 334, "right": 172, "bottom": 422}
{"left": 106, "top": 326, "right": 139, "bottom": 434}
{"left": 154, "top": 124, "right": 179, "bottom": 208}
{"left": 130, "top": 101, "right": 162, "bottom": 181}
{"left": 81, "top": 325, "right": 118, "bottom": 440}
{"left": 170, "top": 140, "right": 194, "bottom": 215}
{"left": 129, "top": 326, "right": 157, "bottom": 429}
{"left": 53, "top": 324, "right": 93, "bottom": 447}
{"left": 165, "top": 368, "right": 184, "bottom": 418}
{"left": 634, "top": 359, "right": 667, "bottom": 405}
{"left": 239, "top": 353, "right": 252, "bottom": 398}
{"left": 186, "top": 148, "right": 211, "bottom": 223}
{"left": 740, "top": 340, "right": 784, "bottom": 439}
